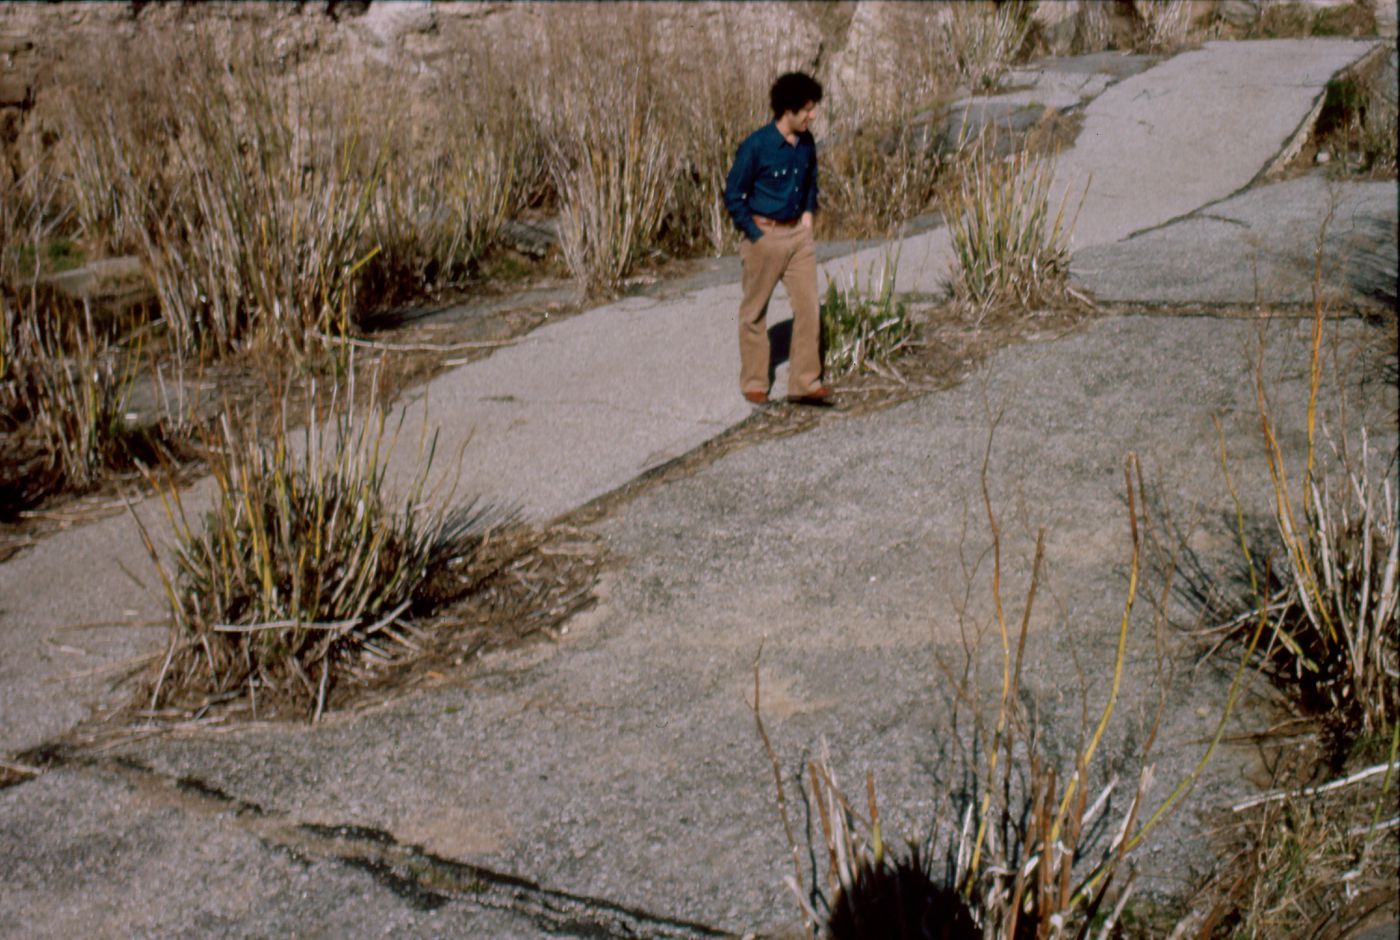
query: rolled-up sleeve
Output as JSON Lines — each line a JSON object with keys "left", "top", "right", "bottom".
{"left": 724, "top": 139, "right": 764, "bottom": 242}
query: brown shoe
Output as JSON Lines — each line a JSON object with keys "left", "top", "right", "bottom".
{"left": 787, "top": 385, "right": 834, "bottom": 406}
{"left": 743, "top": 390, "right": 769, "bottom": 404}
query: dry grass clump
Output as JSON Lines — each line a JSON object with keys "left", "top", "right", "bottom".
{"left": 821, "top": 120, "right": 957, "bottom": 241}
{"left": 535, "top": 17, "right": 675, "bottom": 298}
{"left": 945, "top": 137, "right": 1079, "bottom": 321}
{"left": 757, "top": 457, "right": 1231, "bottom": 938}
{"left": 1135, "top": 0, "right": 1193, "bottom": 52}
{"left": 0, "top": 289, "right": 152, "bottom": 514}
{"left": 1206, "top": 304, "right": 1397, "bottom": 762}
{"left": 942, "top": 0, "right": 1033, "bottom": 94}
{"left": 0, "top": 165, "right": 70, "bottom": 288}
{"left": 1191, "top": 762, "right": 1399, "bottom": 937}
{"left": 54, "top": 30, "right": 535, "bottom": 357}
{"left": 1182, "top": 264, "right": 1398, "bottom": 933}
{"left": 136, "top": 369, "right": 502, "bottom": 721}
{"left": 820, "top": 250, "right": 912, "bottom": 379}
{"left": 817, "top": 6, "right": 964, "bottom": 240}
{"left": 359, "top": 53, "right": 542, "bottom": 310}
{"left": 58, "top": 34, "right": 383, "bottom": 357}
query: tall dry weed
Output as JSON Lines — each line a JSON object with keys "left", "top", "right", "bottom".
{"left": 942, "top": 0, "right": 1032, "bottom": 94}
{"left": 820, "top": 5, "right": 961, "bottom": 238}
{"left": 535, "top": 9, "right": 675, "bottom": 296}
{"left": 137, "top": 364, "right": 499, "bottom": 720}
{"left": 945, "top": 135, "right": 1079, "bottom": 319}
{"left": 756, "top": 453, "right": 1250, "bottom": 938}
{"left": 1209, "top": 305, "right": 1398, "bottom": 753}
{"left": 0, "top": 289, "right": 143, "bottom": 504}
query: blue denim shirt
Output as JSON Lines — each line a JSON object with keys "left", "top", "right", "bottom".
{"left": 723, "top": 123, "right": 819, "bottom": 243}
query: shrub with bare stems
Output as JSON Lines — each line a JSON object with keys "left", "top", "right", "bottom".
{"left": 1207, "top": 300, "right": 1397, "bottom": 758}
{"left": 1134, "top": 0, "right": 1193, "bottom": 53}
{"left": 0, "top": 288, "right": 149, "bottom": 512}
{"left": 135, "top": 367, "right": 501, "bottom": 721}
{"left": 755, "top": 454, "right": 1250, "bottom": 938}
{"left": 942, "top": 0, "right": 1033, "bottom": 94}
{"left": 534, "top": 12, "right": 675, "bottom": 298}
{"left": 945, "top": 135, "right": 1079, "bottom": 320}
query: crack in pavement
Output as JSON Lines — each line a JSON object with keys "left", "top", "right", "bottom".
{"left": 477, "top": 394, "right": 740, "bottom": 430}
{"left": 11, "top": 751, "right": 733, "bottom": 940}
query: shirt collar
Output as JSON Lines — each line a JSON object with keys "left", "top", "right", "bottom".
{"left": 767, "top": 122, "right": 798, "bottom": 149}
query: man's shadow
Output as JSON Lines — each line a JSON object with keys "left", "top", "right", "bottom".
{"left": 765, "top": 316, "right": 828, "bottom": 389}
{"left": 766, "top": 318, "right": 791, "bottom": 389}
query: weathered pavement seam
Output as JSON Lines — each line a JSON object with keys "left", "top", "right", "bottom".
{"left": 1117, "top": 41, "right": 1384, "bottom": 245}
{"left": 38, "top": 753, "right": 735, "bottom": 940}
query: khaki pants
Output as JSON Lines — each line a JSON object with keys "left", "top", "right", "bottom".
{"left": 738, "top": 221, "right": 823, "bottom": 399}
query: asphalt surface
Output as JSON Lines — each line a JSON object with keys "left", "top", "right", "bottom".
{"left": 1, "top": 37, "right": 1393, "bottom": 938}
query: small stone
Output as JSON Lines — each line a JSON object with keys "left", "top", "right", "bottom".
{"left": 1316, "top": 150, "right": 1331, "bottom": 164}
{"left": 1217, "top": 0, "right": 1261, "bottom": 30}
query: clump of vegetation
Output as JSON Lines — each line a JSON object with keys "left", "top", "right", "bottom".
{"left": 819, "top": 6, "right": 964, "bottom": 240}
{"left": 1185, "top": 261, "right": 1398, "bottom": 934}
{"left": 535, "top": 14, "right": 675, "bottom": 298}
{"left": 359, "top": 63, "right": 532, "bottom": 311}
{"left": 1209, "top": 305, "right": 1397, "bottom": 762}
{"left": 0, "top": 164, "right": 67, "bottom": 288}
{"left": 757, "top": 457, "right": 1239, "bottom": 938}
{"left": 820, "top": 251, "right": 912, "bottom": 378}
{"left": 0, "top": 288, "right": 158, "bottom": 514}
{"left": 1314, "top": 66, "right": 1398, "bottom": 177}
{"left": 137, "top": 369, "right": 500, "bottom": 721}
{"left": 942, "top": 0, "right": 1032, "bottom": 94}
{"left": 1193, "top": 766, "right": 1399, "bottom": 937}
{"left": 945, "top": 136, "right": 1079, "bottom": 320}
{"left": 1135, "top": 0, "right": 1193, "bottom": 52}
{"left": 822, "top": 120, "right": 956, "bottom": 241}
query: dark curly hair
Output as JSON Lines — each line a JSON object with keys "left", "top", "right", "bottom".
{"left": 770, "top": 71, "right": 823, "bottom": 119}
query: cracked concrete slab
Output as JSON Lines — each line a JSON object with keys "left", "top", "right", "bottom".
{"left": 1072, "top": 174, "right": 1399, "bottom": 307}
{"left": 824, "top": 38, "right": 1377, "bottom": 297}
{"left": 1, "top": 764, "right": 567, "bottom": 939}
{"left": 0, "top": 36, "right": 1394, "bottom": 938}
{"left": 86, "top": 314, "right": 1397, "bottom": 936}
{"left": 1053, "top": 38, "right": 1380, "bottom": 248}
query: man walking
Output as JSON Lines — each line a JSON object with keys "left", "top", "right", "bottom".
{"left": 724, "top": 72, "right": 831, "bottom": 406}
